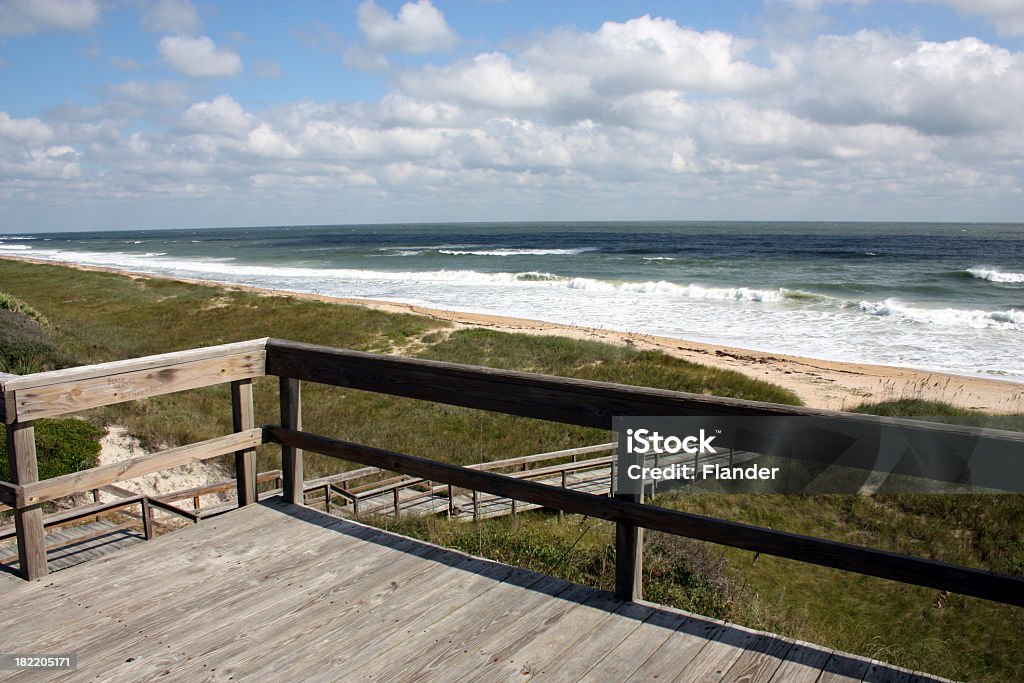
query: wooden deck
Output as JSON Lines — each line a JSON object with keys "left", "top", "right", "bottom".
{"left": 0, "top": 519, "right": 145, "bottom": 575}
{"left": 0, "top": 498, "right": 949, "bottom": 682}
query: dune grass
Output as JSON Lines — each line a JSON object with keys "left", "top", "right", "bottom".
{"left": 1, "top": 258, "right": 1021, "bottom": 680}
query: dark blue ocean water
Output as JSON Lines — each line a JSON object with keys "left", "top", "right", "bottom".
{"left": 3, "top": 221, "right": 1023, "bottom": 380}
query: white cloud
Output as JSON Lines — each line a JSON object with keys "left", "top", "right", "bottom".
{"left": 0, "top": 0, "right": 101, "bottom": 36}
{"left": 247, "top": 124, "right": 300, "bottom": 158}
{"left": 159, "top": 35, "right": 242, "bottom": 78}
{"left": 789, "top": 31, "right": 1024, "bottom": 135}
{"left": 141, "top": 0, "right": 200, "bottom": 34}
{"left": 403, "top": 52, "right": 559, "bottom": 110}
{"left": 0, "top": 112, "right": 54, "bottom": 145}
{"left": 525, "top": 16, "right": 784, "bottom": 95}
{"left": 356, "top": 0, "right": 457, "bottom": 53}
{"left": 181, "top": 95, "right": 252, "bottom": 135}
{"left": 3, "top": 10, "right": 1023, "bottom": 225}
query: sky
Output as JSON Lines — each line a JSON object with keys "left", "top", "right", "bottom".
{"left": 0, "top": 0, "right": 1022, "bottom": 232}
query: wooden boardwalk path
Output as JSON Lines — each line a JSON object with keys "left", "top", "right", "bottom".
{"left": 347, "top": 449, "right": 758, "bottom": 522}
{"left": 0, "top": 498, "right": 951, "bottom": 682}
{"left": 0, "top": 519, "right": 144, "bottom": 575}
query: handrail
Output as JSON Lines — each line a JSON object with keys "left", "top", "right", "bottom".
{"left": 267, "top": 425, "right": 1024, "bottom": 607}
{"left": 335, "top": 446, "right": 615, "bottom": 501}
{"left": 17, "top": 430, "right": 263, "bottom": 507}
{"left": 1, "top": 339, "right": 267, "bottom": 423}
{"left": 2, "top": 336, "right": 1021, "bottom": 611}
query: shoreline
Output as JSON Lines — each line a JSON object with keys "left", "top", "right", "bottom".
{"left": 4, "top": 254, "right": 1023, "bottom": 413}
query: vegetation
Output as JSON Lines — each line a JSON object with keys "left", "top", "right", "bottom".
{"left": 0, "top": 258, "right": 1021, "bottom": 681}
{"left": 0, "top": 419, "right": 103, "bottom": 482}
{"left": 0, "top": 292, "right": 72, "bottom": 374}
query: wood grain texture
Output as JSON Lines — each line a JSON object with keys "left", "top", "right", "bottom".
{"left": 231, "top": 379, "right": 257, "bottom": 506}
{"left": 19, "top": 429, "right": 262, "bottom": 507}
{"left": 13, "top": 350, "right": 265, "bottom": 421}
{"left": 0, "top": 499, "right": 952, "bottom": 682}
{"left": 267, "top": 426, "right": 1024, "bottom": 607}
{"left": 279, "top": 376, "right": 303, "bottom": 504}
{"left": 1, "top": 338, "right": 267, "bottom": 392}
{"left": 265, "top": 339, "right": 1024, "bottom": 447}
{"left": 4, "top": 421, "right": 46, "bottom": 580}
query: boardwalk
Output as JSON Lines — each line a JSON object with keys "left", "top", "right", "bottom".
{"left": 0, "top": 519, "right": 144, "bottom": 575}
{"left": 348, "top": 448, "right": 757, "bottom": 521}
{"left": 0, "top": 498, "right": 949, "bottom": 682}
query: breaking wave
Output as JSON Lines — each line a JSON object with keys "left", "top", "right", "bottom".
{"left": 967, "top": 267, "right": 1024, "bottom": 284}
{"left": 438, "top": 247, "right": 597, "bottom": 256}
{"left": 858, "top": 298, "right": 1024, "bottom": 331}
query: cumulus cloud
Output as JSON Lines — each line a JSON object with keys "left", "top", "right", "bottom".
{"left": 159, "top": 35, "right": 242, "bottom": 78}
{"left": 356, "top": 0, "right": 457, "bottom": 53}
{"left": 181, "top": 95, "right": 252, "bottom": 135}
{"left": 0, "top": 0, "right": 101, "bottom": 36}
{"left": 141, "top": 0, "right": 200, "bottom": 34}
{"left": 788, "top": 31, "right": 1024, "bottom": 135}
{"left": 0, "top": 112, "right": 54, "bottom": 145}
{"left": 3, "top": 11, "right": 1022, "bottom": 223}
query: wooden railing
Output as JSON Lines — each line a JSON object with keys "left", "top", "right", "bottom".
{"left": 1, "top": 337, "right": 1022, "bottom": 609}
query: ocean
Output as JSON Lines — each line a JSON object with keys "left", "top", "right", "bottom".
{"left": 2, "top": 221, "right": 1022, "bottom": 382}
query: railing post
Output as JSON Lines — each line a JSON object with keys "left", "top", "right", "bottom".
{"left": 6, "top": 421, "right": 47, "bottom": 580}
{"left": 615, "top": 446, "right": 643, "bottom": 602}
{"left": 614, "top": 513, "right": 643, "bottom": 602}
{"left": 231, "top": 379, "right": 257, "bottom": 506}
{"left": 280, "top": 377, "right": 304, "bottom": 505}
{"left": 393, "top": 488, "right": 401, "bottom": 518}
{"left": 324, "top": 484, "right": 332, "bottom": 514}
{"left": 559, "top": 470, "right": 567, "bottom": 522}
{"left": 141, "top": 498, "right": 153, "bottom": 540}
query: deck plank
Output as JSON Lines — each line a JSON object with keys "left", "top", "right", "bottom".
{"left": 0, "top": 498, "right": 954, "bottom": 683}
{"left": 578, "top": 607, "right": 690, "bottom": 681}
{"left": 720, "top": 632, "right": 794, "bottom": 682}
{"left": 464, "top": 589, "right": 624, "bottom": 683}
{"left": 767, "top": 641, "right": 834, "bottom": 682}
{"left": 623, "top": 616, "right": 723, "bottom": 682}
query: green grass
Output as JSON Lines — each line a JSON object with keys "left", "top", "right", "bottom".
{"left": 0, "top": 419, "right": 103, "bottom": 482}
{"left": 0, "top": 292, "right": 71, "bottom": 373}
{"left": 1, "top": 258, "right": 1021, "bottom": 681}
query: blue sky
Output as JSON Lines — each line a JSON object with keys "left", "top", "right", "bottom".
{"left": 1, "top": 0, "right": 1022, "bottom": 231}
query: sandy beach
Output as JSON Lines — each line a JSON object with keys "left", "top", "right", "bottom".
{"left": 5, "top": 254, "right": 1024, "bottom": 413}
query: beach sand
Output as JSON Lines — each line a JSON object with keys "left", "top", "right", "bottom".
{"left": 5, "top": 255, "right": 1023, "bottom": 413}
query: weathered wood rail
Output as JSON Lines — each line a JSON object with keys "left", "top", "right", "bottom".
{"left": 1, "top": 337, "right": 1022, "bottom": 610}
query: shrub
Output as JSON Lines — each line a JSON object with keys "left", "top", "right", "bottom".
{"left": 0, "top": 419, "right": 103, "bottom": 481}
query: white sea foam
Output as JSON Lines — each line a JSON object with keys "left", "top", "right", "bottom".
{"left": 5, "top": 246, "right": 1023, "bottom": 381}
{"left": 967, "top": 267, "right": 1024, "bottom": 284}
{"left": 0, "top": 244, "right": 32, "bottom": 251}
{"left": 438, "top": 248, "right": 596, "bottom": 256}
{"left": 858, "top": 298, "right": 1024, "bottom": 331}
